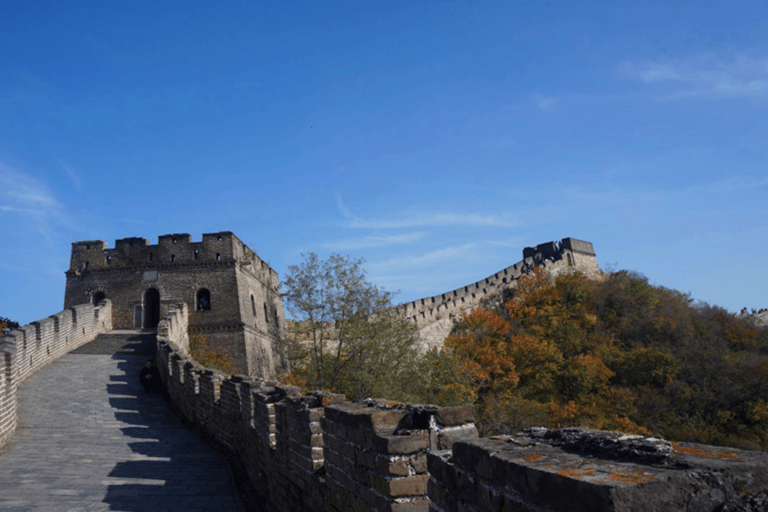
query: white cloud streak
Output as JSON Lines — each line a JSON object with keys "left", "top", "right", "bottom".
{"left": 532, "top": 94, "right": 556, "bottom": 111}
{"left": 323, "top": 232, "right": 425, "bottom": 251}
{"left": 0, "top": 161, "right": 65, "bottom": 242}
{"left": 58, "top": 159, "right": 82, "bottom": 190}
{"left": 621, "top": 53, "right": 768, "bottom": 100}
{"left": 335, "top": 192, "right": 522, "bottom": 229}
{"left": 368, "top": 243, "right": 478, "bottom": 272}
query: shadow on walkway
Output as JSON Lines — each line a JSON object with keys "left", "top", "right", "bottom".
{"left": 85, "top": 331, "right": 247, "bottom": 512}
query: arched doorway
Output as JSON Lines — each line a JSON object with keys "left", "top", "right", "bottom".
{"left": 196, "top": 288, "right": 211, "bottom": 311}
{"left": 92, "top": 291, "right": 106, "bottom": 305}
{"left": 144, "top": 288, "right": 160, "bottom": 329}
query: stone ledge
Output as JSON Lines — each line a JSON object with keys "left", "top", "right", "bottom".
{"left": 430, "top": 428, "right": 768, "bottom": 512}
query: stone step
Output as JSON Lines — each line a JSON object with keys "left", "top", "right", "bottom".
{"left": 69, "top": 330, "right": 157, "bottom": 355}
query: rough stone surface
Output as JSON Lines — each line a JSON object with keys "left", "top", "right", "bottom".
{"left": 428, "top": 427, "right": 768, "bottom": 512}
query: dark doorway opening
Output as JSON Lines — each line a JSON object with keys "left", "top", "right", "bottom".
{"left": 197, "top": 288, "right": 211, "bottom": 311}
{"left": 93, "top": 291, "right": 106, "bottom": 306}
{"left": 144, "top": 288, "right": 160, "bottom": 328}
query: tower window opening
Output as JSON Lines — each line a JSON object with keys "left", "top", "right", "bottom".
{"left": 216, "top": 253, "right": 221, "bottom": 261}
{"left": 107, "top": 256, "right": 112, "bottom": 264}
{"left": 264, "top": 303, "right": 269, "bottom": 323}
{"left": 149, "top": 252, "right": 154, "bottom": 262}
{"left": 171, "top": 254, "right": 176, "bottom": 262}
{"left": 251, "top": 295, "right": 257, "bottom": 317}
{"left": 194, "top": 249, "right": 199, "bottom": 260}
{"left": 196, "top": 288, "right": 211, "bottom": 311}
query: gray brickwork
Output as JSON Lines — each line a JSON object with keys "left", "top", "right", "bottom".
{"left": 3, "top": 235, "right": 767, "bottom": 511}
{"left": 0, "top": 331, "right": 245, "bottom": 512}
{"left": 63, "top": 232, "right": 284, "bottom": 377}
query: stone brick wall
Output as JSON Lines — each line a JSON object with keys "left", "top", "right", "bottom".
{"left": 157, "top": 328, "right": 768, "bottom": 512}
{"left": 428, "top": 428, "right": 768, "bottom": 512}
{"left": 407, "top": 237, "right": 603, "bottom": 351}
{"left": 324, "top": 402, "right": 477, "bottom": 512}
{"left": 0, "top": 342, "right": 15, "bottom": 448}
{"left": 64, "top": 232, "right": 285, "bottom": 377}
{"left": 155, "top": 337, "right": 478, "bottom": 512}
{"left": 157, "top": 301, "right": 189, "bottom": 355}
{"left": 0, "top": 300, "right": 112, "bottom": 448}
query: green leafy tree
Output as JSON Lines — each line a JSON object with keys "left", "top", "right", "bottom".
{"left": 282, "top": 253, "right": 420, "bottom": 400}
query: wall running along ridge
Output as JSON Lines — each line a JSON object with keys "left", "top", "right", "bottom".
{"left": 406, "top": 237, "right": 602, "bottom": 352}
{"left": 4, "top": 234, "right": 767, "bottom": 511}
{"left": 0, "top": 300, "right": 112, "bottom": 448}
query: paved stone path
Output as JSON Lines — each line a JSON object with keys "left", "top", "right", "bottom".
{"left": 0, "top": 331, "right": 246, "bottom": 512}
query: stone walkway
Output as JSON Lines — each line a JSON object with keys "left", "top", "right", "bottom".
{"left": 0, "top": 331, "right": 246, "bottom": 512}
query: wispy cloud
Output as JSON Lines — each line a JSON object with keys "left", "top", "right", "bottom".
{"left": 350, "top": 213, "right": 519, "bottom": 229}
{"left": 334, "top": 194, "right": 521, "bottom": 229}
{"left": 532, "top": 93, "right": 556, "bottom": 111}
{"left": 368, "top": 243, "right": 478, "bottom": 272}
{"left": 58, "top": 159, "right": 82, "bottom": 190}
{"left": 323, "top": 232, "right": 425, "bottom": 251}
{"left": 621, "top": 53, "right": 768, "bottom": 100}
{"left": 335, "top": 192, "right": 521, "bottom": 229}
{"left": 0, "top": 161, "right": 65, "bottom": 242}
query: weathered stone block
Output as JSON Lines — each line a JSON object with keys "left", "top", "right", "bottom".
{"left": 436, "top": 428, "right": 768, "bottom": 512}
{"left": 434, "top": 406, "right": 475, "bottom": 427}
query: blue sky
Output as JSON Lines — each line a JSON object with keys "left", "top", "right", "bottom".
{"left": 1, "top": 1, "right": 766, "bottom": 326}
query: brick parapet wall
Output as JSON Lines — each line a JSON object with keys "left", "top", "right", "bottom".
{"left": 427, "top": 429, "right": 768, "bottom": 512}
{"left": 156, "top": 302, "right": 189, "bottom": 355}
{"left": 155, "top": 337, "right": 478, "bottom": 512}
{"left": 323, "top": 402, "right": 477, "bottom": 512}
{"left": 0, "top": 301, "right": 112, "bottom": 448}
{"left": 0, "top": 342, "right": 16, "bottom": 448}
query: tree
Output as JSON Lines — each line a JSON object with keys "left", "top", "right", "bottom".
{"left": 189, "top": 334, "right": 234, "bottom": 374}
{"left": 1, "top": 317, "right": 19, "bottom": 335}
{"left": 282, "top": 253, "right": 420, "bottom": 400}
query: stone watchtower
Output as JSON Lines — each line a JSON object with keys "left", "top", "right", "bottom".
{"left": 63, "top": 232, "right": 284, "bottom": 376}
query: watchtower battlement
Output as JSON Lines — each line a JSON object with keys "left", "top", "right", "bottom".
{"left": 68, "top": 231, "right": 279, "bottom": 288}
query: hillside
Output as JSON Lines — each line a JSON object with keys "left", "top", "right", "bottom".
{"left": 437, "top": 268, "right": 768, "bottom": 451}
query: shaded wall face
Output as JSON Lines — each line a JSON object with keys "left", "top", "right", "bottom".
{"left": 65, "top": 265, "right": 246, "bottom": 330}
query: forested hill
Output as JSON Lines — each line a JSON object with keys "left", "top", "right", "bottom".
{"left": 441, "top": 268, "right": 768, "bottom": 451}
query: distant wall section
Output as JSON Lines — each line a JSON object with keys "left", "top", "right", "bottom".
{"left": 403, "top": 238, "right": 601, "bottom": 351}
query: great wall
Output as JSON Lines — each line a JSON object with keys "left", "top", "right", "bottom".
{"left": 1, "top": 232, "right": 767, "bottom": 511}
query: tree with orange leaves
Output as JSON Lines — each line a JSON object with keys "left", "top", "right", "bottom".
{"left": 444, "top": 269, "right": 646, "bottom": 435}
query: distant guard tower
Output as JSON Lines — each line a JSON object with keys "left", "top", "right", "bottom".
{"left": 63, "top": 232, "right": 284, "bottom": 376}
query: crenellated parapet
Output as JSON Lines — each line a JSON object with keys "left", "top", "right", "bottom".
{"left": 404, "top": 238, "right": 602, "bottom": 351}
{"left": 67, "top": 232, "right": 279, "bottom": 287}
{"left": 156, "top": 323, "right": 768, "bottom": 512}
{"left": 0, "top": 300, "right": 112, "bottom": 448}
{"left": 155, "top": 336, "right": 478, "bottom": 512}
